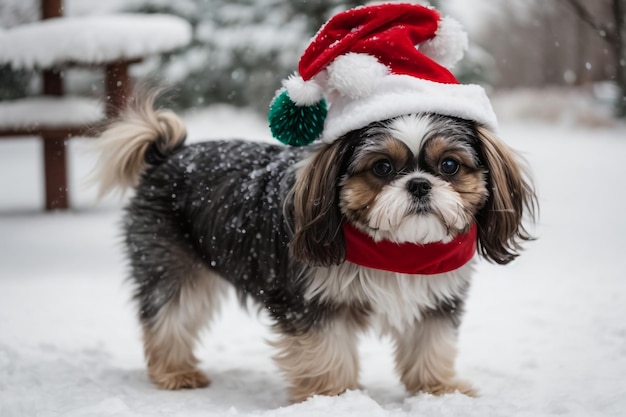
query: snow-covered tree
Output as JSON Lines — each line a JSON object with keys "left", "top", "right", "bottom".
{"left": 127, "top": 0, "right": 362, "bottom": 112}
{"left": 0, "top": 0, "right": 38, "bottom": 100}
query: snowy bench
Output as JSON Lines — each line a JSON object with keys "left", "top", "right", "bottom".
{"left": 0, "top": 97, "right": 105, "bottom": 138}
{"left": 0, "top": 2, "right": 191, "bottom": 210}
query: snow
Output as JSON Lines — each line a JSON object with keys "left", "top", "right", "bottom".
{"left": 0, "top": 14, "right": 192, "bottom": 70}
{"left": 1, "top": 105, "right": 626, "bottom": 416}
{"left": 0, "top": 97, "right": 104, "bottom": 128}
{"left": 491, "top": 86, "right": 616, "bottom": 127}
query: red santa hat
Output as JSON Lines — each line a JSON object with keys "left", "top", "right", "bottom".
{"left": 269, "top": 2, "right": 497, "bottom": 146}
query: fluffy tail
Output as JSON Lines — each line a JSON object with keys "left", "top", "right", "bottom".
{"left": 92, "top": 92, "right": 187, "bottom": 199}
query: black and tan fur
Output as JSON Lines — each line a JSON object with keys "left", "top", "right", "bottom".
{"left": 95, "top": 93, "right": 537, "bottom": 402}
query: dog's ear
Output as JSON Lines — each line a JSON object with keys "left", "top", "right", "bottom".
{"left": 291, "top": 139, "right": 354, "bottom": 266}
{"left": 475, "top": 126, "right": 538, "bottom": 265}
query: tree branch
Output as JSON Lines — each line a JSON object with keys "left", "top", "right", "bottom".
{"left": 559, "top": 0, "right": 619, "bottom": 45}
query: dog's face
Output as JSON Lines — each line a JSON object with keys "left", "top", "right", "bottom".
{"left": 339, "top": 114, "right": 487, "bottom": 245}
{"left": 292, "top": 113, "right": 537, "bottom": 267}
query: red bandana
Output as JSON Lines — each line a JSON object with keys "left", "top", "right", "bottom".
{"left": 343, "top": 224, "right": 477, "bottom": 275}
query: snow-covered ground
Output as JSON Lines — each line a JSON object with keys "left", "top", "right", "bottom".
{"left": 1, "top": 106, "right": 625, "bottom": 417}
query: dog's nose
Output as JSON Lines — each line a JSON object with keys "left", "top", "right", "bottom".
{"left": 407, "top": 178, "right": 432, "bottom": 199}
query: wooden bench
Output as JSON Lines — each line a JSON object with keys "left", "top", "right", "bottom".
{"left": 0, "top": 0, "right": 191, "bottom": 210}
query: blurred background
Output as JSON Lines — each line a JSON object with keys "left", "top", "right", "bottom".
{"left": 1, "top": 1, "right": 626, "bottom": 416}
{"left": 1, "top": 0, "right": 624, "bottom": 123}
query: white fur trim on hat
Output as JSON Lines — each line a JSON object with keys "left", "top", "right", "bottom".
{"left": 327, "top": 53, "right": 389, "bottom": 99}
{"left": 419, "top": 16, "right": 468, "bottom": 69}
{"left": 283, "top": 74, "right": 324, "bottom": 106}
{"left": 321, "top": 74, "right": 498, "bottom": 143}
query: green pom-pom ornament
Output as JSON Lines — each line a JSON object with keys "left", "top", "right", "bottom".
{"left": 269, "top": 90, "right": 327, "bottom": 147}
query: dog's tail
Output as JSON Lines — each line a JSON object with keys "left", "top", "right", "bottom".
{"left": 92, "top": 91, "right": 187, "bottom": 199}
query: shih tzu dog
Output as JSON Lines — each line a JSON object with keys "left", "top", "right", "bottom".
{"left": 95, "top": 3, "right": 537, "bottom": 403}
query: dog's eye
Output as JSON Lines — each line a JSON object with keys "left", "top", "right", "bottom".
{"left": 440, "top": 158, "right": 460, "bottom": 175}
{"left": 373, "top": 159, "right": 394, "bottom": 177}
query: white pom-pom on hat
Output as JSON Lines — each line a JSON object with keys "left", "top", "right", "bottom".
{"left": 283, "top": 73, "right": 324, "bottom": 106}
{"left": 419, "top": 16, "right": 468, "bottom": 69}
{"left": 327, "top": 53, "right": 389, "bottom": 99}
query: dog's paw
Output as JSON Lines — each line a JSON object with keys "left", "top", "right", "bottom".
{"left": 151, "top": 369, "right": 211, "bottom": 390}
{"left": 418, "top": 379, "right": 478, "bottom": 397}
{"left": 289, "top": 381, "right": 361, "bottom": 403}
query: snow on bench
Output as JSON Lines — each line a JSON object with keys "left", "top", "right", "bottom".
{"left": 0, "top": 14, "right": 192, "bottom": 69}
{"left": 0, "top": 9, "right": 193, "bottom": 210}
{"left": 0, "top": 96, "right": 104, "bottom": 131}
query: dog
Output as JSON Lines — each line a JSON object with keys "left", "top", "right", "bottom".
{"left": 94, "top": 91, "right": 537, "bottom": 402}
{"left": 94, "top": 2, "right": 538, "bottom": 403}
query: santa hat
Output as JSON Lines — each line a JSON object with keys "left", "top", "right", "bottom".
{"left": 269, "top": 3, "right": 497, "bottom": 146}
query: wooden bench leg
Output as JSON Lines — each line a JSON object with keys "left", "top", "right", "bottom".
{"left": 41, "top": 64, "right": 68, "bottom": 210}
{"left": 105, "top": 61, "right": 132, "bottom": 118}
{"left": 43, "top": 137, "right": 69, "bottom": 210}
